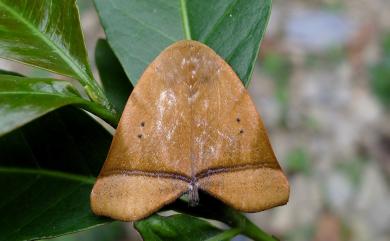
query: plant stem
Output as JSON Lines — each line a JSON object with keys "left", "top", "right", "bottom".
{"left": 220, "top": 206, "right": 277, "bottom": 241}
{"left": 80, "top": 102, "right": 119, "bottom": 127}
{"left": 168, "top": 195, "right": 279, "bottom": 241}
{"left": 213, "top": 202, "right": 277, "bottom": 241}
{"left": 205, "top": 228, "right": 241, "bottom": 241}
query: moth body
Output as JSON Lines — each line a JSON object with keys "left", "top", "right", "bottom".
{"left": 91, "top": 40, "right": 290, "bottom": 221}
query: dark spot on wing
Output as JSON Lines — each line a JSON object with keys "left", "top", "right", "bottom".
{"left": 138, "top": 134, "right": 143, "bottom": 139}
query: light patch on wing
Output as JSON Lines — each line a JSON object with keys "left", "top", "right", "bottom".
{"left": 181, "top": 57, "right": 187, "bottom": 68}
{"left": 203, "top": 99, "right": 209, "bottom": 110}
{"left": 188, "top": 91, "right": 200, "bottom": 104}
{"left": 156, "top": 89, "right": 177, "bottom": 135}
{"left": 217, "top": 129, "right": 234, "bottom": 144}
{"left": 166, "top": 117, "right": 179, "bottom": 141}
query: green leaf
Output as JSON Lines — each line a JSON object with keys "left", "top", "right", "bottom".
{"left": 43, "top": 222, "right": 126, "bottom": 241}
{"left": 134, "top": 214, "right": 224, "bottom": 241}
{"left": 0, "top": 107, "right": 113, "bottom": 241}
{"left": 0, "top": 74, "right": 118, "bottom": 136}
{"left": 94, "top": 0, "right": 272, "bottom": 87}
{"left": 0, "top": 168, "right": 106, "bottom": 241}
{"left": 0, "top": 0, "right": 110, "bottom": 107}
{"left": 0, "top": 107, "right": 112, "bottom": 176}
{"left": 95, "top": 39, "right": 133, "bottom": 114}
{"left": 167, "top": 195, "right": 278, "bottom": 241}
{"left": 0, "top": 0, "right": 91, "bottom": 83}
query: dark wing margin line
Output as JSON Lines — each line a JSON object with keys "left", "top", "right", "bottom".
{"left": 99, "top": 162, "right": 279, "bottom": 183}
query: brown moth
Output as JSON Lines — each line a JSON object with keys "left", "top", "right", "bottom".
{"left": 90, "top": 40, "right": 289, "bottom": 221}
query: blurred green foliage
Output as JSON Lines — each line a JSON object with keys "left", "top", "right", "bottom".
{"left": 305, "top": 46, "right": 346, "bottom": 68}
{"left": 261, "top": 53, "right": 292, "bottom": 105}
{"left": 382, "top": 33, "right": 390, "bottom": 55}
{"left": 260, "top": 53, "right": 292, "bottom": 126}
{"left": 285, "top": 148, "right": 311, "bottom": 176}
{"left": 371, "top": 33, "right": 390, "bottom": 109}
{"left": 322, "top": 0, "right": 345, "bottom": 12}
{"left": 283, "top": 225, "right": 315, "bottom": 241}
{"left": 336, "top": 158, "right": 366, "bottom": 187}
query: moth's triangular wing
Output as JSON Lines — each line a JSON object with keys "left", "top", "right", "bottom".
{"left": 90, "top": 42, "right": 196, "bottom": 221}
{"left": 184, "top": 41, "right": 290, "bottom": 211}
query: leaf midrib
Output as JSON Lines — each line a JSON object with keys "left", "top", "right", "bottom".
{"left": 0, "top": 0, "right": 92, "bottom": 85}
{"left": 179, "top": 0, "right": 191, "bottom": 40}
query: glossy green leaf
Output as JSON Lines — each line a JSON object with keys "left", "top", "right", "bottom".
{"left": 134, "top": 214, "right": 224, "bottom": 241}
{"left": 43, "top": 222, "right": 126, "bottom": 241}
{"left": 0, "top": 0, "right": 91, "bottom": 83}
{"left": 94, "top": 0, "right": 272, "bottom": 87}
{"left": 95, "top": 39, "right": 133, "bottom": 114}
{"left": 0, "top": 74, "right": 117, "bottom": 136}
{"left": 0, "top": 107, "right": 113, "bottom": 241}
{"left": 0, "top": 0, "right": 110, "bottom": 107}
{"left": 0, "top": 107, "right": 112, "bottom": 176}
{"left": 0, "top": 168, "right": 106, "bottom": 241}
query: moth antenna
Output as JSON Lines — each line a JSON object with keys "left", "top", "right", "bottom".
{"left": 188, "top": 181, "right": 199, "bottom": 207}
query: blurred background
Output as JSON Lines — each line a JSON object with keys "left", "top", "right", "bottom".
{"left": 1, "top": 0, "right": 389, "bottom": 240}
